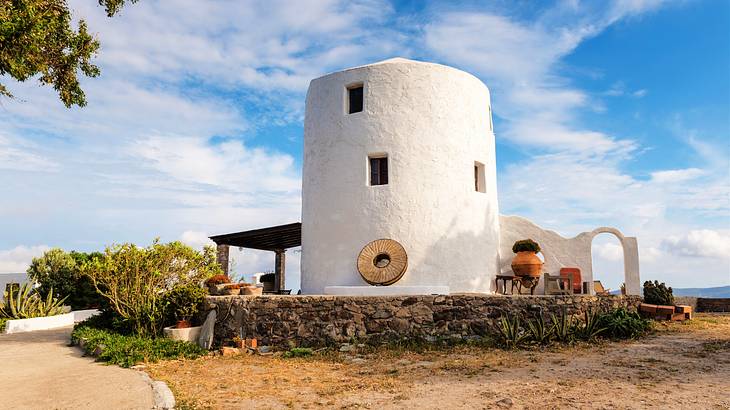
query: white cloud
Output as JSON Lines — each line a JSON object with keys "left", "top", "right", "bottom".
{"left": 661, "top": 230, "right": 730, "bottom": 258}
{"left": 0, "top": 134, "right": 59, "bottom": 172}
{"left": 179, "top": 231, "right": 215, "bottom": 250}
{"left": 650, "top": 168, "right": 704, "bottom": 183}
{"left": 0, "top": 245, "right": 50, "bottom": 273}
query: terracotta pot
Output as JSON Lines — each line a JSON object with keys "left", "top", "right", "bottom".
{"left": 176, "top": 319, "right": 192, "bottom": 329}
{"left": 207, "top": 283, "right": 228, "bottom": 295}
{"left": 242, "top": 286, "right": 263, "bottom": 296}
{"left": 222, "top": 287, "right": 241, "bottom": 296}
{"left": 511, "top": 251, "right": 543, "bottom": 277}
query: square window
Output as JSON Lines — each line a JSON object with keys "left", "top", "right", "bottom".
{"left": 369, "top": 156, "right": 388, "bottom": 185}
{"left": 474, "top": 161, "right": 486, "bottom": 193}
{"left": 348, "top": 85, "right": 363, "bottom": 114}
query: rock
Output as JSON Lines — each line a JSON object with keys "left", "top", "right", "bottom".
{"left": 198, "top": 310, "right": 217, "bottom": 349}
{"left": 258, "top": 345, "right": 272, "bottom": 353}
{"left": 221, "top": 347, "right": 240, "bottom": 356}
{"left": 350, "top": 358, "right": 366, "bottom": 364}
{"left": 339, "top": 344, "right": 354, "bottom": 352}
{"left": 496, "top": 398, "right": 513, "bottom": 408}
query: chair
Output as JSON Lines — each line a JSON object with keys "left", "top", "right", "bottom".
{"left": 544, "top": 272, "right": 572, "bottom": 295}
{"left": 560, "top": 267, "right": 582, "bottom": 294}
{"left": 593, "top": 280, "right": 611, "bottom": 296}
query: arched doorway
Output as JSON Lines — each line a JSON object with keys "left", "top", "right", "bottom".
{"left": 587, "top": 227, "right": 641, "bottom": 296}
{"left": 591, "top": 232, "right": 626, "bottom": 294}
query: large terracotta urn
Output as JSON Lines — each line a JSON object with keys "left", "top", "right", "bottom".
{"left": 511, "top": 251, "right": 543, "bottom": 277}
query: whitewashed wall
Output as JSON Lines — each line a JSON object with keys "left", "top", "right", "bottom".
{"left": 301, "top": 58, "right": 500, "bottom": 294}
{"left": 499, "top": 215, "right": 641, "bottom": 295}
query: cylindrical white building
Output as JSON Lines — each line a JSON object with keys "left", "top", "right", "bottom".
{"left": 301, "top": 58, "right": 500, "bottom": 294}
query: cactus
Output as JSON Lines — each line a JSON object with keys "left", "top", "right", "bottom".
{"left": 0, "top": 283, "right": 67, "bottom": 319}
{"left": 643, "top": 280, "right": 674, "bottom": 306}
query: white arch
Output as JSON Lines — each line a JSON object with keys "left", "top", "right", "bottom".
{"left": 499, "top": 216, "right": 641, "bottom": 295}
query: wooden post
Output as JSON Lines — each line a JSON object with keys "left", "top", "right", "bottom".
{"left": 274, "top": 249, "right": 286, "bottom": 293}
{"left": 216, "top": 244, "right": 230, "bottom": 276}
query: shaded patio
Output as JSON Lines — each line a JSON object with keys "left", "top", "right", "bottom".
{"left": 209, "top": 222, "right": 301, "bottom": 294}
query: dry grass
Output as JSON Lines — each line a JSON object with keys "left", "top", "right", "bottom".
{"left": 148, "top": 313, "right": 730, "bottom": 409}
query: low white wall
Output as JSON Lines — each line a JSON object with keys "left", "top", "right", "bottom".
{"left": 73, "top": 309, "right": 100, "bottom": 323}
{"left": 4, "top": 312, "right": 75, "bottom": 334}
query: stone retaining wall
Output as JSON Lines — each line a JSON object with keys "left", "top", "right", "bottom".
{"left": 697, "top": 298, "right": 730, "bottom": 312}
{"left": 204, "top": 294, "right": 641, "bottom": 347}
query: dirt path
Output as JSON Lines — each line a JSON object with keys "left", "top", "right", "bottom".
{"left": 149, "top": 314, "right": 730, "bottom": 409}
{"left": 0, "top": 327, "right": 155, "bottom": 409}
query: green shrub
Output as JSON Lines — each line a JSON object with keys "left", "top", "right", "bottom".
{"left": 0, "top": 283, "right": 67, "bottom": 319}
{"left": 27, "top": 249, "right": 106, "bottom": 310}
{"left": 597, "top": 308, "right": 651, "bottom": 339}
{"left": 0, "top": 318, "right": 7, "bottom": 332}
{"left": 512, "top": 239, "right": 541, "bottom": 253}
{"left": 71, "top": 320, "right": 206, "bottom": 367}
{"left": 283, "top": 347, "right": 313, "bottom": 358}
{"left": 643, "top": 280, "right": 674, "bottom": 306}
{"left": 160, "top": 284, "right": 207, "bottom": 326}
{"left": 81, "top": 240, "right": 221, "bottom": 336}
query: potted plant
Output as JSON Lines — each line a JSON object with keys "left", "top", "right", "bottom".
{"left": 222, "top": 283, "right": 244, "bottom": 296}
{"left": 259, "top": 273, "right": 276, "bottom": 292}
{"left": 161, "top": 285, "right": 206, "bottom": 342}
{"left": 205, "top": 274, "right": 231, "bottom": 295}
{"left": 510, "top": 239, "right": 543, "bottom": 277}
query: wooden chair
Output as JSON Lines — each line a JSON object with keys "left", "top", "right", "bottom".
{"left": 559, "top": 267, "right": 582, "bottom": 294}
{"left": 544, "top": 272, "right": 572, "bottom": 295}
{"left": 593, "top": 280, "right": 611, "bottom": 296}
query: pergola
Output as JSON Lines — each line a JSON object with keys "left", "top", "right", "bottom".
{"left": 209, "top": 222, "right": 301, "bottom": 293}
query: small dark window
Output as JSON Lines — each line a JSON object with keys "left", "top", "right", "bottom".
{"left": 348, "top": 85, "right": 363, "bottom": 114}
{"left": 369, "top": 156, "right": 388, "bottom": 185}
{"left": 474, "top": 161, "right": 485, "bottom": 193}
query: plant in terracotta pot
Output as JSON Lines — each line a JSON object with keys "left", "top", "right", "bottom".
{"left": 161, "top": 284, "right": 207, "bottom": 329}
{"left": 205, "top": 274, "right": 231, "bottom": 295}
{"left": 222, "top": 283, "right": 246, "bottom": 296}
{"left": 511, "top": 239, "right": 543, "bottom": 277}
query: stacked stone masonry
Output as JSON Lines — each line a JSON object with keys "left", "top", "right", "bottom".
{"left": 204, "top": 295, "right": 642, "bottom": 347}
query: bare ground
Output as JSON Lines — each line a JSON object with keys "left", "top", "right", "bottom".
{"left": 0, "top": 326, "right": 155, "bottom": 409}
{"left": 148, "top": 313, "right": 730, "bottom": 410}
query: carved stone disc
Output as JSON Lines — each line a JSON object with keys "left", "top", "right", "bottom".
{"left": 357, "top": 239, "right": 408, "bottom": 286}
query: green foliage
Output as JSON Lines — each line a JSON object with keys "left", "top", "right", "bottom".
{"left": 81, "top": 240, "right": 221, "bottom": 337}
{"left": 0, "top": 317, "right": 7, "bottom": 332}
{"left": 72, "top": 321, "right": 206, "bottom": 368}
{"left": 511, "top": 239, "right": 541, "bottom": 253}
{"left": 495, "top": 314, "right": 529, "bottom": 349}
{"left": 597, "top": 308, "right": 651, "bottom": 339}
{"left": 283, "top": 347, "right": 313, "bottom": 358}
{"left": 573, "top": 309, "right": 607, "bottom": 341}
{"left": 0, "top": 0, "right": 137, "bottom": 107}
{"left": 160, "top": 284, "right": 207, "bottom": 324}
{"left": 551, "top": 309, "right": 575, "bottom": 344}
{"left": 643, "top": 280, "right": 674, "bottom": 306}
{"left": 526, "top": 313, "right": 554, "bottom": 345}
{"left": 0, "top": 283, "right": 66, "bottom": 319}
{"left": 27, "top": 249, "right": 105, "bottom": 310}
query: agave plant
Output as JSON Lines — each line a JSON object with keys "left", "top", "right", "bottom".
{"left": 574, "top": 309, "right": 607, "bottom": 341}
{"left": 526, "top": 313, "right": 554, "bottom": 345}
{"left": 496, "top": 314, "right": 529, "bottom": 349}
{"left": 0, "top": 283, "right": 66, "bottom": 319}
{"left": 551, "top": 308, "right": 575, "bottom": 344}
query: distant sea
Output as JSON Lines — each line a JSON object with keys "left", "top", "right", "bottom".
{"left": 671, "top": 285, "right": 730, "bottom": 298}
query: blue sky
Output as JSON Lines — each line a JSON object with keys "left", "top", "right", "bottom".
{"left": 1, "top": 0, "right": 728, "bottom": 290}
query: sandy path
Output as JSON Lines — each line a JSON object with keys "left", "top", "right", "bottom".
{"left": 149, "top": 313, "right": 730, "bottom": 409}
{"left": 0, "top": 327, "right": 155, "bottom": 409}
